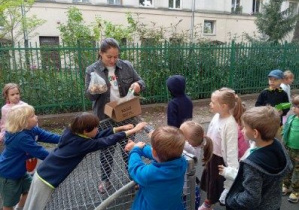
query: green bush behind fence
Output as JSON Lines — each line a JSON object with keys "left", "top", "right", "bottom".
{"left": 0, "top": 41, "right": 299, "bottom": 115}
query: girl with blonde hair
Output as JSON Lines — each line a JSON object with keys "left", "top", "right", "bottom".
{"left": 0, "top": 104, "right": 60, "bottom": 210}
{"left": 198, "top": 88, "right": 239, "bottom": 210}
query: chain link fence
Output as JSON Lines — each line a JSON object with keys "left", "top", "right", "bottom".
{"left": 40, "top": 117, "right": 197, "bottom": 210}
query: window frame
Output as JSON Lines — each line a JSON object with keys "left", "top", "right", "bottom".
{"left": 139, "top": 0, "right": 154, "bottom": 7}
{"left": 252, "top": 0, "right": 261, "bottom": 14}
{"left": 73, "top": 0, "right": 90, "bottom": 3}
{"left": 289, "top": 1, "right": 298, "bottom": 15}
{"left": 203, "top": 20, "right": 216, "bottom": 35}
{"left": 231, "top": 0, "right": 241, "bottom": 13}
{"left": 169, "top": 0, "right": 181, "bottom": 10}
{"left": 107, "top": 0, "right": 121, "bottom": 5}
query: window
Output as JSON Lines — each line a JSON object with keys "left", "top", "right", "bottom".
{"left": 252, "top": 0, "right": 261, "bottom": 14}
{"left": 203, "top": 20, "right": 215, "bottom": 35}
{"left": 139, "top": 0, "right": 153, "bottom": 7}
{"left": 141, "top": 38, "right": 156, "bottom": 45}
{"left": 108, "top": 0, "right": 121, "bottom": 5}
{"left": 231, "top": 0, "right": 242, "bottom": 14}
{"left": 169, "top": 0, "right": 181, "bottom": 9}
{"left": 39, "top": 36, "right": 61, "bottom": 70}
{"left": 73, "top": 0, "right": 89, "bottom": 3}
{"left": 289, "top": 2, "right": 298, "bottom": 15}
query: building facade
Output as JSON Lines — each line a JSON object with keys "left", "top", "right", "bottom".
{"left": 4, "top": 0, "right": 299, "bottom": 45}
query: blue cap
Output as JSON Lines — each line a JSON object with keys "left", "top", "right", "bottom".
{"left": 268, "top": 69, "right": 284, "bottom": 79}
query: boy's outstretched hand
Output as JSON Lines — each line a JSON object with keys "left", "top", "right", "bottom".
{"left": 125, "top": 139, "right": 135, "bottom": 152}
{"left": 116, "top": 124, "right": 134, "bottom": 132}
{"left": 124, "top": 122, "right": 147, "bottom": 137}
{"left": 134, "top": 122, "right": 147, "bottom": 131}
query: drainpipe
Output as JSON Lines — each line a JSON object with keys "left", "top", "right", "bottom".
{"left": 190, "top": 0, "right": 195, "bottom": 43}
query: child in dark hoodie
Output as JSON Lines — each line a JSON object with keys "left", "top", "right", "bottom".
{"left": 0, "top": 104, "right": 60, "bottom": 210}
{"left": 166, "top": 75, "right": 193, "bottom": 128}
{"left": 24, "top": 112, "right": 146, "bottom": 210}
{"left": 225, "top": 106, "right": 292, "bottom": 210}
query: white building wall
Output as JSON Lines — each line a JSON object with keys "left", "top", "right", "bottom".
{"left": 242, "top": 0, "right": 253, "bottom": 14}
{"left": 27, "top": 2, "right": 258, "bottom": 45}
{"left": 200, "top": 0, "right": 231, "bottom": 12}
{"left": 6, "top": 0, "right": 294, "bottom": 45}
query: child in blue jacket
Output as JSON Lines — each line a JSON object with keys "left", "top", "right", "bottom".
{"left": 24, "top": 112, "right": 146, "bottom": 210}
{"left": 0, "top": 104, "right": 60, "bottom": 210}
{"left": 166, "top": 75, "right": 193, "bottom": 128}
{"left": 125, "top": 126, "right": 188, "bottom": 210}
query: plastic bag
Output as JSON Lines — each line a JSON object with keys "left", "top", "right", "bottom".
{"left": 117, "top": 88, "right": 135, "bottom": 104}
{"left": 88, "top": 72, "right": 108, "bottom": 94}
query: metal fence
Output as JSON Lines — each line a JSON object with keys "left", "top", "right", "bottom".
{"left": 1, "top": 42, "right": 299, "bottom": 114}
{"left": 42, "top": 117, "right": 197, "bottom": 210}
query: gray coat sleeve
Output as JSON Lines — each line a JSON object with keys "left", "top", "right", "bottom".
{"left": 123, "top": 60, "right": 146, "bottom": 92}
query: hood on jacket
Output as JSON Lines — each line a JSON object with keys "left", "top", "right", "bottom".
{"left": 245, "top": 139, "right": 290, "bottom": 175}
{"left": 166, "top": 75, "right": 186, "bottom": 97}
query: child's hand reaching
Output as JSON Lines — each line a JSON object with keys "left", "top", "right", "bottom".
{"left": 123, "top": 122, "right": 147, "bottom": 137}
{"left": 125, "top": 139, "right": 135, "bottom": 152}
{"left": 116, "top": 124, "right": 134, "bottom": 132}
{"left": 125, "top": 139, "right": 146, "bottom": 152}
{"left": 218, "top": 165, "right": 225, "bottom": 176}
{"left": 134, "top": 122, "right": 147, "bottom": 131}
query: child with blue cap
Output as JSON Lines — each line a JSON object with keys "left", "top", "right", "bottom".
{"left": 255, "top": 69, "right": 289, "bottom": 127}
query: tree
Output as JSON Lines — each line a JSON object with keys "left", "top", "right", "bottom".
{"left": 58, "top": 7, "right": 101, "bottom": 70}
{"left": 255, "top": 0, "right": 298, "bottom": 43}
{"left": 292, "top": 20, "right": 299, "bottom": 42}
{"left": 0, "top": 0, "right": 46, "bottom": 45}
{"left": 58, "top": 7, "right": 100, "bottom": 47}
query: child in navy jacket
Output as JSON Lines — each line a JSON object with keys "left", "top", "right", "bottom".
{"left": 24, "top": 112, "right": 146, "bottom": 210}
{"left": 255, "top": 69, "right": 289, "bottom": 124}
{"left": 0, "top": 104, "right": 60, "bottom": 210}
{"left": 166, "top": 75, "right": 193, "bottom": 128}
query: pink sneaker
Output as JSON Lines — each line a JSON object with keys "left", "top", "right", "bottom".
{"left": 198, "top": 202, "right": 214, "bottom": 210}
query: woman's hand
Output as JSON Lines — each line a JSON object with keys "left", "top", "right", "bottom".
{"left": 130, "top": 82, "right": 141, "bottom": 94}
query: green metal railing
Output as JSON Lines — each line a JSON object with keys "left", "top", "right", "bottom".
{"left": 1, "top": 41, "right": 299, "bottom": 114}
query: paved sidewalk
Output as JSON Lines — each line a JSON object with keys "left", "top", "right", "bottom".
{"left": 38, "top": 93, "right": 258, "bottom": 130}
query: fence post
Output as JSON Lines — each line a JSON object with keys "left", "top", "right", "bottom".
{"left": 229, "top": 40, "right": 236, "bottom": 87}
{"left": 77, "top": 41, "right": 86, "bottom": 111}
{"left": 283, "top": 41, "right": 287, "bottom": 68}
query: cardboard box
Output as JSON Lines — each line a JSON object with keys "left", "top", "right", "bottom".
{"left": 104, "top": 97, "right": 142, "bottom": 122}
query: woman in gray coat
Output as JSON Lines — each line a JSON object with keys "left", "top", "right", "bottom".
{"left": 85, "top": 38, "right": 146, "bottom": 193}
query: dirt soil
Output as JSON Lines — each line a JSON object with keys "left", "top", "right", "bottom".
{"left": 38, "top": 94, "right": 258, "bottom": 132}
